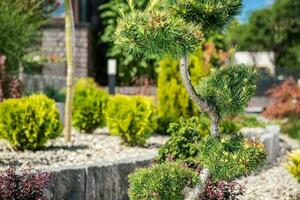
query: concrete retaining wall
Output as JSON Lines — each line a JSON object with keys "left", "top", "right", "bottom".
{"left": 45, "top": 153, "right": 156, "bottom": 200}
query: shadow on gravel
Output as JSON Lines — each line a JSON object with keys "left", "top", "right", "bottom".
{"left": 46, "top": 145, "right": 89, "bottom": 151}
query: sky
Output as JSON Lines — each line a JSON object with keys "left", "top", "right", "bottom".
{"left": 239, "top": 0, "right": 274, "bottom": 22}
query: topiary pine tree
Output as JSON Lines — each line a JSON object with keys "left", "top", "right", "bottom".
{"left": 115, "top": 0, "right": 256, "bottom": 197}
{"left": 114, "top": 0, "right": 252, "bottom": 137}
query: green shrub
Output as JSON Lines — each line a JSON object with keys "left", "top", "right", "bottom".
{"left": 158, "top": 116, "right": 240, "bottom": 163}
{"left": 106, "top": 95, "right": 156, "bottom": 146}
{"left": 0, "top": 94, "right": 62, "bottom": 150}
{"left": 196, "top": 65, "right": 257, "bottom": 116}
{"left": 282, "top": 116, "right": 300, "bottom": 140}
{"left": 219, "top": 119, "right": 241, "bottom": 135}
{"left": 73, "top": 78, "right": 109, "bottom": 133}
{"left": 197, "top": 134, "right": 267, "bottom": 181}
{"left": 157, "top": 117, "right": 209, "bottom": 163}
{"left": 286, "top": 149, "right": 300, "bottom": 182}
{"left": 156, "top": 48, "right": 210, "bottom": 134}
{"left": 128, "top": 162, "right": 199, "bottom": 200}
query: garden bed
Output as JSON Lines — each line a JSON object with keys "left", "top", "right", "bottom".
{"left": 238, "top": 157, "right": 300, "bottom": 200}
{"left": 0, "top": 128, "right": 168, "bottom": 170}
{"left": 0, "top": 127, "right": 299, "bottom": 200}
{"left": 238, "top": 135, "right": 300, "bottom": 200}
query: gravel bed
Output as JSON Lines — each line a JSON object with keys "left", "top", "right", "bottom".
{"left": 0, "top": 128, "right": 299, "bottom": 199}
{"left": 0, "top": 128, "right": 169, "bottom": 170}
{"left": 238, "top": 158, "right": 300, "bottom": 200}
{"left": 238, "top": 136, "right": 300, "bottom": 200}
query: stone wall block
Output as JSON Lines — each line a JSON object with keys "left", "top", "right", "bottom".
{"left": 55, "top": 167, "right": 86, "bottom": 200}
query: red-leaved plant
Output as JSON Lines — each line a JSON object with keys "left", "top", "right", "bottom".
{"left": 200, "top": 180, "right": 245, "bottom": 200}
{"left": 0, "top": 55, "right": 22, "bottom": 102}
{"left": 263, "top": 78, "right": 300, "bottom": 119}
{"left": 0, "top": 166, "right": 52, "bottom": 200}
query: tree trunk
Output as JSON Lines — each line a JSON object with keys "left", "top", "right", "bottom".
{"left": 179, "top": 56, "right": 220, "bottom": 137}
{"left": 0, "top": 55, "right": 6, "bottom": 102}
{"left": 180, "top": 55, "right": 220, "bottom": 198}
{"left": 64, "top": 0, "right": 75, "bottom": 142}
{"left": 185, "top": 168, "right": 209, "bottom": 200}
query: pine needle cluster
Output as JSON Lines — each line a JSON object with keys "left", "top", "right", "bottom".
{"left": 114, "top": 0, "right": 242, "bottom": 58}
{"left": 115, "top": 9, "right": 203, "bottom": 58}
{"left": 196, "top": 65, "right": 257, "bottom": 116}
{"left": 167, "top": 0, "right": 243, "bottom": 35}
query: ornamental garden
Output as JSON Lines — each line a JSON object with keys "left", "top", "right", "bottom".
{"left": 0, "top": 0, "right": 299, "bottom": 200}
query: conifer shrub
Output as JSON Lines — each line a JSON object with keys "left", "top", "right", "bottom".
{"left": 157, "top": 117, "right": 209, "bottom": 164}
{"left": 286, "top": 149, "right": 300, "bottom": 182}
{"left": 197, "top": 134, "right": 267, "bottom": 181}
{"left": 106, "top": 95, "right": 156, "bottom": 146}
{"left": 73, "top": 78, "right": 109, "bottom": 133}
{"left": 0, "top": 94, "right": 62, "bottom": 150}
{"left": 196, "top": 64, "right": 257, "bottom": 116}
{"left": 128, "top": 162, "right": 199, "bottom": 200}
{"left": 158, "top": 116, "right": 240, "bottom": 164}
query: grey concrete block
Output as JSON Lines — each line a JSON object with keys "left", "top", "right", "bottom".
{"left": 55, "top": 168, "right": 86, "bottom": 200}
{"left": 86, "top": 165, "right": 114, "bottom": 200}
{"left": 45, "top": 154, "right": 156, "bottom": 200}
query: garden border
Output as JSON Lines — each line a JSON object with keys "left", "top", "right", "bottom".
{"left": 45, "top": 153, "right": 156, "bottom": 200}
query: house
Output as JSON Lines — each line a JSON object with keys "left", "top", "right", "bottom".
{"left": 234, "top": 52, "right": 275, "bottom": 74}
{"left": 25, "top": 0, "right": 107, "bottom": 92}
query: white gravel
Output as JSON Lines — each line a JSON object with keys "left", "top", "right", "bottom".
{"left": 0, "top": 128, "right": 169, "bottom": 170}
{"left": 238, "top": 158, "right": 300, "bottom": 200}
{"left": 238, "top": 136, "right": 300, "bottom": 200}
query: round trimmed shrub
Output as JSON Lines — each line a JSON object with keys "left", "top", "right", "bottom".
{"left": 128, "top": 162, "right": 199, "bottom": 200}
{"left": 106, "top": 95, "right": 156, "bottom": 146}
{"left": 0, "top": 94, "right": 62, "bottom": 150}
{"left": 73, "top": 78, "right": 109, "bottom": 133}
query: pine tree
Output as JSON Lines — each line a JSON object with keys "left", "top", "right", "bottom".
{"left": 114, "top": 0, "right": 257, "bottom": 197}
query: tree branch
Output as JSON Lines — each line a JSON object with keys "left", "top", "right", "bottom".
{"left": 184, "top": 168, "right": 210, "bottom": 200}
{"left": 179, "top": 55, "right": 220, "bottom": 137}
